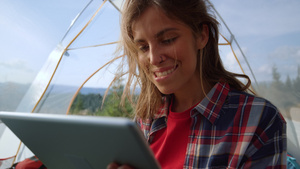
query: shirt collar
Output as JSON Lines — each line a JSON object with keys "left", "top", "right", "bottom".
{"left": 154, "top": 95, "right": 170, "bottom": 119}
{"left": 154, "top": 81, "right": 230, "bottom": 124}
{"left": 192, "top": 81, "right": 230, "bottom": 124}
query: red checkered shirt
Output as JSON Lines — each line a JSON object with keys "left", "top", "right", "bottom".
{"left": 136, "top": 82, "right": 287, "bottom": 168}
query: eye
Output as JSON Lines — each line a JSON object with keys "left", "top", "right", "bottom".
{"left": 161, "top": 37, "right": 177, "bottom": 45}
{"left": 139, "top": 45, "right": 149, "bottom": 52}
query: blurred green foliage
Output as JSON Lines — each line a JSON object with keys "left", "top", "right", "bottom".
{"left": 70, "top": 79, "right": 134, "bottom": 118}
{"left": 70, "top": 65, "right": 300, "bottom": 118}
{"left": 257, "top": 65, "right": 300, "bottom": 111}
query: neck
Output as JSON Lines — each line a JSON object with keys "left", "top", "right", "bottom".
{"left": 172, "top": 81, "right": 212, "bottom": 113}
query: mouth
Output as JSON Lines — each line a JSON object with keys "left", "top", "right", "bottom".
{"left": 154, "top": 65, "right": 178, "bottom": 78}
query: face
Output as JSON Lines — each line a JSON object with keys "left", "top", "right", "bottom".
{"left": 132, "top": 6, "right": 208, "bottom": 95}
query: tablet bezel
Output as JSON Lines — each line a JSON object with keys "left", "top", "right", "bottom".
{"left": 0, "top": 111, "right": 161, "bottom": 169}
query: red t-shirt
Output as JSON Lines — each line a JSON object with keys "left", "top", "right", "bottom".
{"left": 150, "top": 103, "right": 196, "bottom": 169}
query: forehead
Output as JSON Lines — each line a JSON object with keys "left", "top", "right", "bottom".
{"left": 131, "top": 6, "right": 190, "bottom": 40}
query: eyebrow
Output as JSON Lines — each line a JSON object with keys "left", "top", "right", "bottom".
{"left": 156, "top": 28, "right": 178, "bottom": 38}
{"left": 134, "top": 28, "right": 178, "bottom": 43}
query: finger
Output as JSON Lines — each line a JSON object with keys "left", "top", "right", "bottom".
{"left": 118, "top": 164, "right": 135, "bottom": 169}
{"left": 107, "top": 162, "right": 120, "bottom": 169}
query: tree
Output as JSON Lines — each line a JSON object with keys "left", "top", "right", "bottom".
{"left": 272, "top": 66, "right": 281, "bottom": 82}
{"left": 70, "top": 93, "right": 103, "bottom": 115}
{"left": 272, "top": 66, "right": 282, "bottom": 88}
{"left": 293, "top": 65, "right": 300, "bottom": 103}
{"left": 96, "top": 78, "right": 134, "bottom": 118}
{"left": 266, "top": 65, "right": 297, "bottom": 110}
{"left": 83, "top": 93, "right": 103, "bottom": 113}
{"left": 285, "top": 75, "right": 292, "bottom": 90}
{"left": 71, "top": 93, "right": 84, "bottom": 114}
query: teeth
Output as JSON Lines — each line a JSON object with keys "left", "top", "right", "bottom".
{"left": 155, "top": 67, "right": 175, "bottom": 77}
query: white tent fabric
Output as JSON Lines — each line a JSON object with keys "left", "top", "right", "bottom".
{"left": 0, "top": 1, "right": 119, "bottom": 168}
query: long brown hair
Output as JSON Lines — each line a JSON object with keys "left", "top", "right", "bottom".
{"left": 116, "top": 0, "right": 251, "bottom": 120}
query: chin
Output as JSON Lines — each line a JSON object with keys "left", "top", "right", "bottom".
{"left": 157, "top": 87, "right": 174, "bottom": 95}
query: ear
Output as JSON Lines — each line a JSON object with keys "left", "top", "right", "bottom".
{"left": 196, "top": 24, "right": 209, "bottom": 49}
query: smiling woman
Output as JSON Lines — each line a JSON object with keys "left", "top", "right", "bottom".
{"left": 1, "top": 0, "right": 299, "bottom": 168}
{"left": 107, "top": 0, "right": 287, "bottom": 168}
{"left": 132, "top": 6, "right": 207, "bottom": 100}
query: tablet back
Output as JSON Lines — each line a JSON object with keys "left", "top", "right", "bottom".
{"left": 0, "top": 111, "right": 160, "bottom": 169}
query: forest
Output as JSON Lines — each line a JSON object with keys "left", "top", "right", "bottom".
{"left": 257, "top": 65, "right": 300, "bottom": 113}
{"left": 70, "top": 65, "right": 300, "bottom": 118}
{"left": 69, "top": 79, "right": 134, "bottom": 118}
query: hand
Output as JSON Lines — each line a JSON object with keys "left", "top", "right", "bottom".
{"left": 107, "top": 162, "right": 135, "bottom": 169}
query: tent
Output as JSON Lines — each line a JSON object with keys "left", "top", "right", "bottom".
{"left": 0, "top": 0, "right": 299, "bottom": 168}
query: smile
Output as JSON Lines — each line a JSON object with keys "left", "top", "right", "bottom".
{"left": 154, "top": 65, "right": 178, "bottom": 78}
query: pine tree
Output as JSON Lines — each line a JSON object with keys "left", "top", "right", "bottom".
{"left": 293, "top": 65, "right": 300, "bottom": 102}
{"left": 70, "top": 93, "right": 103, "bottom": 115}
{"left": 97, "top": 78, "right": 133, "bottom": 118}
{"left": 285, "top": 75, "right": 292, "bottom": 90}
{"left": 72, "top": 93, "right": 84, "bottom": 114}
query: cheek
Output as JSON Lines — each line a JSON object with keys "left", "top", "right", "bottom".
{"left": 138, "top": 54, "right": 148, "bottom": 67}
{"left": 137, "top": 55, "right": 150, "bottom": 73}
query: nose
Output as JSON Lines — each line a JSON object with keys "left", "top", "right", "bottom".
{"left": 149, "top": 45, "right": 162, "bottom": 65}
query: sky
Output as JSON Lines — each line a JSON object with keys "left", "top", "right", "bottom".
{"left": 211, "top": 0, "right": 300, "bottom": 83}
{"left": 0, "top": 0, "right": 300, "bottom": 88}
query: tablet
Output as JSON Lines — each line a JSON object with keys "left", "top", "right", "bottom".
{"left": 0, "top": 111, "right": 161, "bottom": 169}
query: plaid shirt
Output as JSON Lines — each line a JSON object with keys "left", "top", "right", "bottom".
{"left": 136, "top": 82, "right": 287, "bottom": 169}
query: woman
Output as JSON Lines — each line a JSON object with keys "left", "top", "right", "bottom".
{"left": 108, "top": 0, "right": 287, "bottom": 168}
